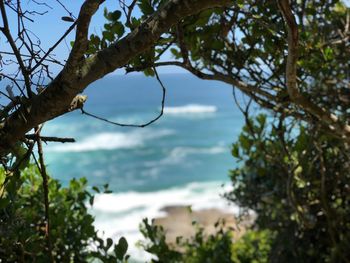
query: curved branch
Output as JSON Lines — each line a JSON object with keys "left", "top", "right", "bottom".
{"left": 277, "top": 0, "right": 350, "bottom": 138}
{"left": 127, "top": 60, "right": 275, "bottom": 101}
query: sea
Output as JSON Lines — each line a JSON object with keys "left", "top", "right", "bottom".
{"left": 42, "top": 73, "right": 247, "bottom": 261}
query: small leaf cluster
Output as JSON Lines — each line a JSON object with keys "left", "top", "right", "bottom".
{"left": 231, "top": 230, "right": 274, "bottom": 263}
{"left": 85, "top": 8, "right": 125, "bottom": 55}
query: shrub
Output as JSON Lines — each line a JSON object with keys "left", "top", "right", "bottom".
{"left": 231, "top": 230, "right": 273, "bottom": 263}
{"left": 139, "top": 218, "right": 233, "bottom": 263}
{"left": 0, "top": 165, "right": 129, "bottom": 262}
{"left": 226, "top": 115, "right": 350, "bottom": 262}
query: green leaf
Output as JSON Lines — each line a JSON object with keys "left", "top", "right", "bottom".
{"left": 11, "top": 143, "right": 30, "bottom": 171}
{"left": 138, "top": 0, "right": 154, "bottom": 16}
{"left": 110, "top": 10, "right": 122, "bottom": 21}
{"left": 90, "top": 34, "right": 100, "bottom": 46}
{"left": 237, "top": 0, "right": 244, "bottom": 7}
{"left": 89, "top": 196, "right": 94, "bottom": 206}
{"left": 239, "top": 135, "right": 252, "bottom": 151}
{"left": 92, "top": 186, "right": 100, "bottom": 193}
{"left": 106, "top": 238, "right": 113, "bottom": 250}
{"left": 0, "top": 198, "right": 9, "bottom": 209}
{"left": 170, "top": 48, "right": 180, "bottom": 58}
{"left": 111, "top": 22, "right": 125, "bottom": 38}
{"left": 256, "top": 114, "right": 266, "bottom": 127}
{"left": 144, "top": 67, "right": 155, "bottom": 77}
{"left": 102, "top": 31, "right": 114, "bottom": 42}
{"left": 232, "top": 144, "right": 240, "bottom": 158}
{"left": 115, "top": 237, "right": 128, "bottom": 260}
{"left": 323, "top": 46, "right": 334, "bottom": 61}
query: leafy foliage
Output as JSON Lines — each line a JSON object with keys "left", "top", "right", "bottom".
{"left": 139, "top": 218, "right": 233, "bottom": 263}
{"left": 83, "top": 7, "right": 125, "bottom": 55}
{"left": 0, "top": 166, "right": 129, "bottom": 262}
{"left": 226, "top": 115, "right": 350, "bottom": 262}
{"left": 231, "top": 230, "right": 274, "bottom": 263}
{"left": 140, "top": 218, "right": 275, "bottom": 263}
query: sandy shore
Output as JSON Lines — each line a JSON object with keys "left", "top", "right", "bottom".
{"left": 153, "top": 205, "right": 252, "bottom": 245}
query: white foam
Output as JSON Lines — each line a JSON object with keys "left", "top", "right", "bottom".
{"left": 91, "top": 181, "right": 237, "bottom": 261}
{"left": 164, "top": 104, "right": 217, "bottom": 114}
{"left": 47, "top": 129, "right": 174, "bottom": 153}
{"left": 151, "top": 146, "right": 228, "bottom": 166}
{"left": 168, "top": 146, "right": 226, "bottom": 158}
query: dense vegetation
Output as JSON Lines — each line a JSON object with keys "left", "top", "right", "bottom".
{"left": 227, "top": 116, "right": 350, "bottom": 262}
{"left": 0, "top": 166, "right": 129, "bottom": 262}
{"left": 1, "top": 0, "right": 350, "bottom": 262}
{"left": 2, "top": 113, "right": 349, "bottom": 262}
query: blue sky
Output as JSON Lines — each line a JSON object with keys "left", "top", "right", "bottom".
{"left": 2, "top": 0, "right": 183, "bottom": 75}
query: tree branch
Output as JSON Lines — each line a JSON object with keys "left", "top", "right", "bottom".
{"left": 35, "top": 129, "right": 54, "bottom": 262}
{"left": 0, "top": 0, "right": 32, "bottom": 97}
{"left": 0, "top": 0, "right": 233, "bottom": 157}
{"left": 63, "top": 0, "right": 104, "bottom": 75}
{"left": 81, "top": 67, "right": 166, "bottom": 127}
{"left": 277, "top": 0, "right": 350, "bottom": 138}
{"left": 30, "top": 20, "right": 77, "bottom": 73}
{"left": 127, "top": 60, "right": 275, "bottom": 102}
{"left": 25, "top": 135, "right": 75, "bottom": 143}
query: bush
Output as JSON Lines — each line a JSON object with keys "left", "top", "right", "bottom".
{"left": 0, "top": 165, "right": 129, "bottom": 262}
{"left": 139, "top": 218, "right": 233, "bottom": 263}
{"left": 231, "top": 230, "right": 273, "bottom": 263}
{"left": 140, "top": 217, "right": 274, "bottom": 263}
{"left": 226, "top": 115, "right": 350, "bottom": 262}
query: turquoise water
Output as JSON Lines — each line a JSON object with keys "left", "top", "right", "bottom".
{"left": 44, "top": 73, "right": 244, "bottom": 192}
{"left": 43, "top": 73, "right": 246, "bottom": 260}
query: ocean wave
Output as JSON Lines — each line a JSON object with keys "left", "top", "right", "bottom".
{"left": 168, "top": 146, "right": 227, "bottom": 158}
{"left": 47, "top": 129, "right": 174, "bottom": 153}
{"left": 144, "top": 145, "right": 228, "bottom": 167}
{"left": 92, "top": 181, "right": 234, "bottom": 215}
{"left": 164, "top": 104, "right": 217, "bottom": 114}
{"left": 91, "top": 181, "right": 236, "bottom": 261}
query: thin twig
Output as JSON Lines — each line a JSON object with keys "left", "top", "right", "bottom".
{"left": 35, "top": 128, "right": 54, "bottom": 263}
{"left": 81, "top": 67, "right": 166, "bottom": 128}
{"left": 0, "top": 0, "right": 32, "bottom": 97}
{"left": 30, "top": 21, "right": 77, "bottom": 73}
{"left": 25, "top": 134, "right": 75, "bottom": 143}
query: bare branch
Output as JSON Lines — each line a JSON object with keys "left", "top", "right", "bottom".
{"left": 35, "top": 128, "right": 54, "bottom": 262}
{"left": 0, "top": 0, "right": 32, "bottom": 97}
{"left": 25, "top": 134, "right": 75, "bottom": 143}
{"left": 30, "top": 21, "right": 77, "bottom": 73}
{"left": 81, "top": 67, "right": 166, "bottom": 128}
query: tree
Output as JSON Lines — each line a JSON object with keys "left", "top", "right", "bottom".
{"left": 0, "top": 0, "right": 231, "bottom": 156}
{"left": 1, "top": 0, "right": 350, "bottom": 154}
{"left": 1, "top": 0, "right": 350, "bottom": 261}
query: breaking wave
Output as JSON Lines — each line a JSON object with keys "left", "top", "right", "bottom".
{"left": 47, "top": 129, "right": 174, "bottom": 152}
{"left": 91, "top": 181, "right": 236, "bottom": 261}
{"left": 164, "top": 104, "right": 217, "bottom": 114}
